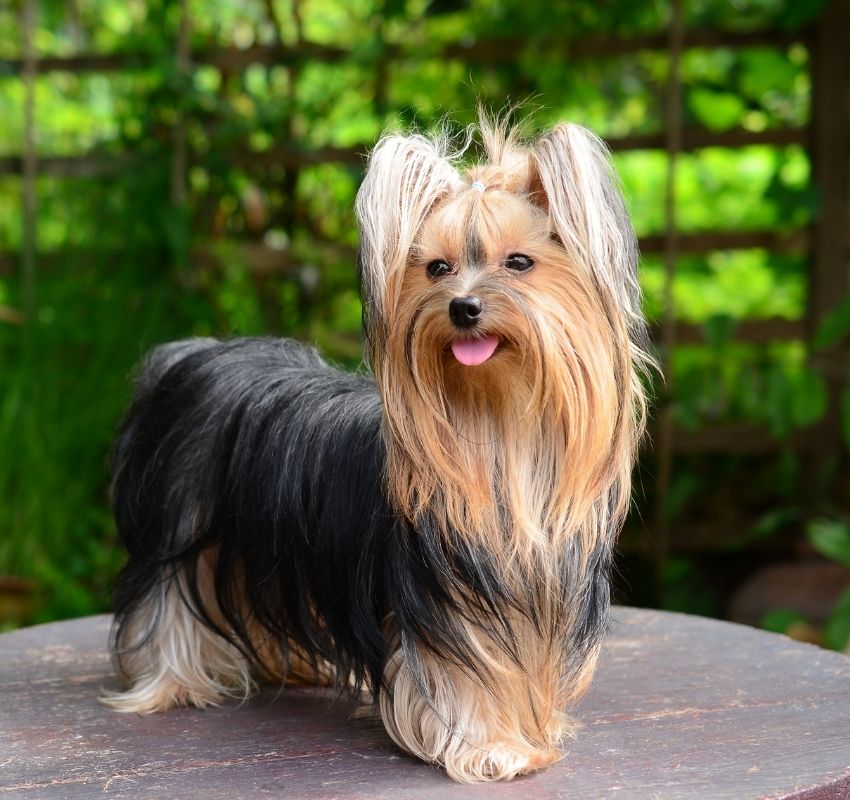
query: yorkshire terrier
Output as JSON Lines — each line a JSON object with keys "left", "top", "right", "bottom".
{"left": 103, "top": 116, "right": 649, "bottom": 782}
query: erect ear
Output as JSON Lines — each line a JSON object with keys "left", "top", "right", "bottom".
{"left": 355, "top": 133, "right": 460, "bottom": 327}
{"left": 530, "top": 123, "right": 642, "bottom": 328}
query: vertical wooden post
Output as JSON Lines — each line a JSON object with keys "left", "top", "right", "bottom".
{"left": 654, "top": 0, "right": 685, "bottom": 596}
{"left": 20, "top": 0, "right": 37, "bottom": 320}
{"left": 808, "top": 0, "right": 850, "bottom": 491}
{"left": 165, "top": 0, "right": 191, "bottom": 277}
{"left": 170, "top": 0, "right": 190, "bottom": 211}
{"left": 282, "top": 0, "right": 303, "bottom": 243}
{"left": 261, "top": 0, "right": 302, "bottom": 334}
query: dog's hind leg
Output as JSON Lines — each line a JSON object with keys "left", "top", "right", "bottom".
{"left": 101, "top": 557, "right": 256, "bottom": 714}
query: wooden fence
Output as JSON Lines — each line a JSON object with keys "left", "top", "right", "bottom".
{"left": 2, "top": 1, "right": 849, "bottom": 557}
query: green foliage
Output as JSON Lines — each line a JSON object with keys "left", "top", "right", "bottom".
{"left": 808, "top": 267, "right": 850, "bottom": 451}
{"left": 661, "top": 557, "right": 721, "bottom": 618}
{"left": 688, "top": 88, "right": 746, "bottom": 132}
{"left": 823, "top": 588, "right": 850, "bottom": 652}
{"left": 813, "top": 294, "right": 850, "bottom": 351}
{"left": 807, "top": 519, "right": 850, "bottom": 571}
{"left": 0, "top": 0, "right": 846, "bottom": 630}
{"left": 806, "top": 519, "right": 850, "bottom": 651}
{"left": 761, "top": 608, "right": 808, "bottom": 635}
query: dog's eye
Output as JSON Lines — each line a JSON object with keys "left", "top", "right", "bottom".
{"left": 426, "top": 259, "right": 453, "bottom": 279}
{"left": 505, "top": 253, "right": 534, "bottom": 272}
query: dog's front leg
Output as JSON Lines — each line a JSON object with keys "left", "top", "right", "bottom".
{"left": 378, "top": 620, "right": 576, "bottom": 782}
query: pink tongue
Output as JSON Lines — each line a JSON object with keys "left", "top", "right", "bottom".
{"left": 451, "top": 336, "right": 499, "bottom": 366}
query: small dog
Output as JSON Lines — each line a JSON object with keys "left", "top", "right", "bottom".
{"left": 103, "top": 116, "right": 649, "bottom": 782}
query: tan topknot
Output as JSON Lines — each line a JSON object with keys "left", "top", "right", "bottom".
{"left": 466, "top": 112, "right": 533, "bottom": 195}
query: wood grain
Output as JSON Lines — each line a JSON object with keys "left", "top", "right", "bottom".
{"left": 1, "top": 608, "right": 849, "bottom": 799}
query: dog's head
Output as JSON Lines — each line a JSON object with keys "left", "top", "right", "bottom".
{"left": 356, "top": 117, "right": 649, "bottom": 550}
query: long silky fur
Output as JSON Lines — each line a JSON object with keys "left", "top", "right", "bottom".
{"left": 105, "top": 115, "right": 649, "bottom": 783}
{"left": 107, "top": 337, "right": 610, "bottom": 684}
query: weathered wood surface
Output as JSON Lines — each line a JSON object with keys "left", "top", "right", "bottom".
{"left": 1, "top": 608, "right": 849, "bottom": 799}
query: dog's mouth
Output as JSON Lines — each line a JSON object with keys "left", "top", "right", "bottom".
{"left": 450, "top": 335, "right": 500, "bottom": 366}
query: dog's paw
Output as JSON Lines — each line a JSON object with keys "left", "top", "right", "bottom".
{"left": 442, "top": 741, "right": 562, "bottom": 782}
{"left": 100, "top": 670, "right": 253, "bottom": 714}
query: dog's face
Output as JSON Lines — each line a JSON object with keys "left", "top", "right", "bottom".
{"left": 404, "top": 189, "right": 555, "bottom": 373}
{"left": 396, "top": 186, "right": 617, "bottom": 409}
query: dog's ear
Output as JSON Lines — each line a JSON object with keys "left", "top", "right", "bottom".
{"left": 356, "top": 134, "right": 459, "bottom": 324}
{"left": 529, "top": 124, "right": 641, "bottom": 327}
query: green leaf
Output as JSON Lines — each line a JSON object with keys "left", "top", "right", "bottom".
{"left": 749, "top": 507, "right": 802, "bottom": 541}
{"left": 664, "top": 472, "right": 703, "bottom": 522}
{"left": 806, "top": 519, "right": 850, "bottom": 570}
{"left": 789, "top": 368, "right": 827, "bottom": 429}
{"left": 812, "top": 293, "right": 850, "bottom": 350}
{"left": 739, "top": 51, "right": 799, "bottom": 102}
{"left": 702, "top": 313, "right": 735, "bottom": 350}
{"left": 765, "top": 362, "right": 792, "bottom": 437}
{"left": 823, "top": 587, "right": 850, "bottom": 651}
{"left": 687, "top": 88, "right": 745, "bottom": 132}
{"left": 761, "top": 609, "right": 807, "bottom": 635}
{"left": 780, "top": 0, "right": 827, "bottom": 30}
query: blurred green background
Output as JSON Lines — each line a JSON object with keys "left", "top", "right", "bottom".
{"left": 1, "top": 0, "right": 849, "bottom": 649}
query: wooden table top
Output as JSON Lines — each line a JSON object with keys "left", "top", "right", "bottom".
{"left": 1, "top": 608, "right": 849, "bottom": 799}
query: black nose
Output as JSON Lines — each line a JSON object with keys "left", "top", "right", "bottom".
{"left": 449, "top": 296, "right": 483, "bottom": 328}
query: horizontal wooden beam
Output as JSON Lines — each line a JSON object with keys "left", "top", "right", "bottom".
{"left": 638, "top": 228, "right": 811, "bottom": 254}
{"left": 0, "top": 152, "right": 136, "bottom": 178}
{"left": 0, "top": 41, "right": 349, "bottom": 75}
{"left": 620, "top": 518, "right": 793, "bottom": 554}
{"left": 445, "top": 28, "right": 813, "bottom": 63}
{"left": 191, "top": 241, "right": 306, "bottom": 277}
{"left": 0, "top": 306, "right": 24, "bottom": 325}
{"left": 0, "top": 242, "right": 306, "bottom": 278}
{"left": 608, "top": 126, "right": 808, "bottom": 152}
{"left": 649, "top": 317, "right": 805, "bottom": 345}
{"left": 653, "top": 422, "right": 812, "bottom": 453}
{"left": 221, "top": 144, "right": 363, "bottom": 169}
{"left": 0, "top": 576, "right": 36, "bottom": 594}
{"left": 0, "top": 27, "right": 813, "bottom": 77}
{"left": 0, "top": 125, "right": 808, "bottom": 178}
{"left": 0, "top": 144, "right": 363, "bottom": 177}
{"left": 562, "top": 27, "right": 813, "bottom": 58}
